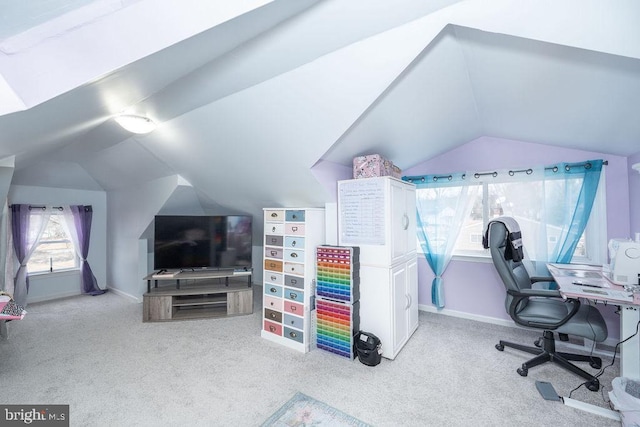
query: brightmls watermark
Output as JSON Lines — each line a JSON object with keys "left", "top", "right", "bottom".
{"left": 1, "top": 405, "right": 68, "bottom": 426}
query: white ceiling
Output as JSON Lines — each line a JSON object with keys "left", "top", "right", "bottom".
{"left": 1, "top": 0, "right": 640, "bottom": 218}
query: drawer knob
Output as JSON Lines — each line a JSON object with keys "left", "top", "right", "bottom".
{"left": 291, "top": 305, "right": 297, "bottom": 311}
{"left": 271, "top": 213, "right": 278, "bottom": 218}
{"left": 290, "top": 293, "right": 297, "bottom": 300}
{"left": 290, "top": 252, "right": 298, "bottom": 258}
{"left": 270, "top": 287, "right": 276, "bottom": 293}
{"left": 292, "top": 226, "right": 298, "bottom": 232}
{"left": 269, "top": 326, "right": 276, "bottom": 332}
{"left": 289, "top": 331, "right": 297, "bottom": 338}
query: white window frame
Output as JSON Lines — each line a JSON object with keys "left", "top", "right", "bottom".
{"left": 27, "top": 211, "right": 80, "bottom": 275}
{"left": 417, "top": 172, "right": 607, "bottom": 266}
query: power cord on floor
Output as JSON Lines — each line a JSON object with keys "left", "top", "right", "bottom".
{"left": 568, "top": 317, "right": 640, "bottom": 401}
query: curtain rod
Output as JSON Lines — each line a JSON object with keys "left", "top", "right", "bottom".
{"left": 29, "top": 206, "right": 63, "bottom": 211}
{"left": 476, "top": 160, "right": 608, "bottom": 179}
{"left": 8, "top": 205, "right": 64, "bottom": 211}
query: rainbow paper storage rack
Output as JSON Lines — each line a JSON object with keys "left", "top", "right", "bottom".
{"left": 315, "top": 246, "right": 360, "bottom": 358}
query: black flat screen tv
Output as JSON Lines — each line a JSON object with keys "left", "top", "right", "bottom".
{"left": 153, "top": 215, "right": 252, "bottom": 271}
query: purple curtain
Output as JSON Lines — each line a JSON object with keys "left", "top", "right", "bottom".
{"left": 70, "top": 205, "right": 107, "bottom": 296}
{"left": 10, "top": 204, "right": 30, "bottom": 306}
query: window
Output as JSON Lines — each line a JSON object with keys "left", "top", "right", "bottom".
{"left": 413, "top": 160, "right": 607, "bottom": 266}
{"left": 27, "top": 213, "right": 78, "bottom": 274}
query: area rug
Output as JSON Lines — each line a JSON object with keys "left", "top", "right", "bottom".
{"left": 261, "top": 392, "right": 371, "bottom": 427}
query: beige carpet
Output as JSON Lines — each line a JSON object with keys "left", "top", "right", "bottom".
{"left": 0, "top": 289, "right": 621, "bottom": 426}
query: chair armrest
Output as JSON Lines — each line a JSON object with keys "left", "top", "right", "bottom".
{"left": 530, "top": 276, "right": 558, "bottom": 290}
{"left": 506, "top": 289, "right": 580, "bottom": 329}
{"left": 514, "top": 288, "right": 562, "bottom": 298}
{"left": 530, "top": 276, "right": 555, "bottom": 283}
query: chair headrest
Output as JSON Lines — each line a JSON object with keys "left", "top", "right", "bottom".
{"left": 482, "top": 217, "right": 524, "bottom": 262}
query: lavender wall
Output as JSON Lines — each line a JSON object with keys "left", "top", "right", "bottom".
{"left": 400, "top": 136, "right": 631, "bottom": 340}
{"left": 629, "top": 151, "right": 640, "bottom": 238}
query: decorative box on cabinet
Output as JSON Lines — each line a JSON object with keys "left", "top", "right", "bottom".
{"left": 261, "top": 208, "right": 325, "bottom": 353}
{"left": 337, "top": 176, "right": 418, "bottom": 360}
{"left": 315, "top": 246, "right": 360, "bottom": 359}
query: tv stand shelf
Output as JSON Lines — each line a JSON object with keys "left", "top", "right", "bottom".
{"left": 142, "top": 271, "right": 253, "bottom": 322}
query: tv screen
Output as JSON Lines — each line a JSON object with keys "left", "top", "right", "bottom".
{"left": 153, "top": 215, "right": 252, "bottom": 270}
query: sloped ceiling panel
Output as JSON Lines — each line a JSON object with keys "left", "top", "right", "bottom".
{"left": 0, "top": 0, "right": 278, "bottom": 112}
{"left": 138, "top": 24, "right": 437, "bottom": 216}
{"left": 78, "top": 138, "right": 175, "bottom": 190}
{"left": 11, "top": 160, "right": 102, "bottom": 191}
{"left": 321, "top": 25, "right": 482, "bottom": 170}
{"left": 457, "top": 25, "right": 640, "bottom": 155}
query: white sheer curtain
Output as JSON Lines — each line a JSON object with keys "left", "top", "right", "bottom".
{"left": 10, "top": 205, "right": 52, "bottom": 306}
{"left": 408, "top": 172, "right": 477, "bottom": 308}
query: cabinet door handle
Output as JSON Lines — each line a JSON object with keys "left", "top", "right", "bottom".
{"left": 406, "top": 294, "right": 412, "bottom": 309}
{"left": 402, "top": 213, "right": 410, "bottom": 230}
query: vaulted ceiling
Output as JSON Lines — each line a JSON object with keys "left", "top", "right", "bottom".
{"left": 1, "top": 0, "right": 639, "bottom": 217}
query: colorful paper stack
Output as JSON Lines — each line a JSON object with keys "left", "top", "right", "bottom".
{"left": 315, "top": 246, "right": 360, "bottom": 358}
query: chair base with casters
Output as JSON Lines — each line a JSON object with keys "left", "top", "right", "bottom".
{"left": 496, "top": 330, "right": 602, "bottom": 392}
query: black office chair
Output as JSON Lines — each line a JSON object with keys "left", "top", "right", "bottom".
{"left": 485, "top": 219, "right": 608, "bottom": 392}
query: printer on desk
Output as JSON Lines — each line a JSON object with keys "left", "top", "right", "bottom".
{"left": 608, "top": 238, "right": 640, "bottom": 285}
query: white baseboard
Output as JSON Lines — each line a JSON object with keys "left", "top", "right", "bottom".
{"left": 108, "top": 287, "right": 141, "bottom": 303}
{"left": 418, "top": 304, "right": 618, "bottom": 358}
{"left": 419, "top": 304, "right": 515, "bottom": 328}
{"left": 28, "top": 290, "right": 82, "bottom": 304}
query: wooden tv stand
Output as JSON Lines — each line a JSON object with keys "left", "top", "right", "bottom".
{"left": 142, "top": 270, "right": 253, "bottom": 322}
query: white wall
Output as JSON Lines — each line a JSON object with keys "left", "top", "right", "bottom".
{"left": 7, "top": 185, "right": 107, "bottom": 303}
{"left": 107, "top": 175, "right": 178, "bottom": 301}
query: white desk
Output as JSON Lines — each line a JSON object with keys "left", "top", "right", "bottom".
{"left": 547, "top": 263, "right": 640, "bottom": 380}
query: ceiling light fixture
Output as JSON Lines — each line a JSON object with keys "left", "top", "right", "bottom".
{"left": 114, "top": 114, "right": 156, "bottom": 134}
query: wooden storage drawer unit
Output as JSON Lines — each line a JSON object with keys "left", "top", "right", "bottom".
{"left": 264, "top": 308, "right": 282, "bottom": 323}
{"left": 266, "top": 223, "right": 285, "bottom": 234}
{"left": 284, "top": 275, "right": 304, "bottom": 289}
{"left": 265, "top": 210, "right": 285, "bottom": 221}
{"left": 265, "top": 247, "right": 283, "bottom": 259}
{"left": 264, "top": 295, "right": 283, "bottom": 311}
{"left": 284, "top": 262, "right": 304, "bottom": 276}
{"left": 264, "top": 284, "right": 283, "bottom": 298}
{"left": 265, "top": 272, "right": 284, "bottom": 285}
{"left": 285, "top": 236, "right": 305, "bottom": 248}
{"left": 266, "top": 235, "right": 284, "bottom": 246}
{"left": 264, "top": 320, "right": 282, "bottom": 335}
{"left": 284, "top": 289, "right": 304, "bottom": 303}
{"left": 264, "top": 259, "right": 283, "bottom": 272}
{"left": 261, "top": 207, "right": 325, "bottom": 353}
{"left": 285, "top": 224, "right": 305, "bottom": 235}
